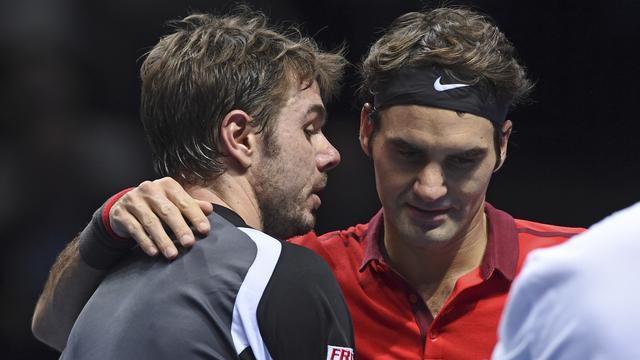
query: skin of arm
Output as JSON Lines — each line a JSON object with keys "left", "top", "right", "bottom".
{"left": 31, "top": 236, "right": 107, "bottom": 351}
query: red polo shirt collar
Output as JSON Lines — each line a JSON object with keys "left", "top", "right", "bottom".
{"left": 358, "top": 202, "right": 518, "bottom": 281}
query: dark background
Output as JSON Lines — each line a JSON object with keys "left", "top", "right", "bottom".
{"left": 2, "top": 0, "right": 639, "bottom": 358}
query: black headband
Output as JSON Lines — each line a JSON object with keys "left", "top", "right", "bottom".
{"left": 372, "top": 65, "right": 509, "bottom": 126}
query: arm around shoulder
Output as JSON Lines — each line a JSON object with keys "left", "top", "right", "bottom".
{"left": 32, "top": 236, "right": 107, "bottom": 351}
{"left": 32, "top": 204, "right": 134, "bottom": 351}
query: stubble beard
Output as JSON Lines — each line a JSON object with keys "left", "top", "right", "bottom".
{"left": 256, "top": 187, "right": 315, "bottom": 240}
{"left": 252, "top": 146, "right": 315, "bottom": 240}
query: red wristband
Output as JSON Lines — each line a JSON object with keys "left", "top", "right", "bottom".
{"left": 101, "top": 187, "right": 135, "bottom": 240}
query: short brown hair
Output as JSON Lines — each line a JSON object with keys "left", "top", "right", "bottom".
{"left": 360, "top": 7, "right": 532, "bottom": 108}
{"left": 140, "top": 8, "right": 346, "bottom": 184}
{"left": 359, "top": 7, "right": 533, "bottom": 167}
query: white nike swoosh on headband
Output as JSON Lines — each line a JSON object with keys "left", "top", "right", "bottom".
{"left": 433, "top": 76, "right": 471, "bottom": 91}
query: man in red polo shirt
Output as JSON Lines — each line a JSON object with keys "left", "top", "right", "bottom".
{"left": 32, "top": 7, "right": 583, "bottom": 360}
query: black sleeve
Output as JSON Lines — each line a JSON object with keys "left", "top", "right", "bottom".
{"left": 256, "top": 243, "right": 355, "bottom": 360}
{"left": 78, "top": 203, "right": 135, "bottom": 270}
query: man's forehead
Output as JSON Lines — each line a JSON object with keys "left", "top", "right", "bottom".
{"left": 284, "top": 80, "right": 322, "bottom": 105}
{"left": 304, "top": 104, "right": 327, "bottom": 123}
{"left": 387, "top": 135, "right": 492, "bottom": 155}
{"left": 379, "top": 105, "right": 494, "bottom": 146}
{"left": 381, "top": 105, "right": 493, "bottom": 131}
{"left": 283, "top": 81, "right": 326, "bottom": 120}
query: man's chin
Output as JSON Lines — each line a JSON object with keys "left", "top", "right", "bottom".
{"left": 265, "top": 215, "right": 315, "bottom": 240}
{"left": 401, "top": 221, "right": 457, "bottom": 247}
{"left": 289, "top": 216, "right": 315, "bottom": 237}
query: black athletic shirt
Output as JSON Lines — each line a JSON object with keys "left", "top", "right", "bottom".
{"left": 62, "top": 205, "right": 355, "bottom": 360}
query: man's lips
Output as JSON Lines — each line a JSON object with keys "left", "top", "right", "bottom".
{"left": 310, "top": 185, "right": 326, "bottom": 209}
{"left": 408, "top": 205, "right": 450, "bottom": 214}
{"left": 312, "top": 178, "right": 327, "bottom": 194}
{"left": 311, "top": 193, "right": 322, "bottom": 208}
{"left": 309, "top": 175, "right": 327, "bottom": 209}
{"left": 407, "top": 204, "right": 451, "bottom": 222}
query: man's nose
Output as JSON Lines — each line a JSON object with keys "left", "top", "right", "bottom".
{"left": 316, "top": 133, "right": 341, "bottom": 172}
{"left": 413, "top": 163, "right": 447, "bottom": 201}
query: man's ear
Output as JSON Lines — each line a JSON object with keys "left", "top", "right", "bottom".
{"left": 220, "top": 110, "right": 256, "bottom": 169}
{"left": 359, "top": 103, "right": 375, "bottom": 157}
{"left": 494, "top": 119, "right": 513, "bottom": 172}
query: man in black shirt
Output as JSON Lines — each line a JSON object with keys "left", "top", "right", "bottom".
{"left": 63, "top": 205, "right": 352, "bottom": 360}
{"left": 42, "top": 9, "right": 354, "bottom": 360}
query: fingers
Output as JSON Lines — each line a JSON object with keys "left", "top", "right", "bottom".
{"left": 108, "top": 177, "right": 211, "bottom": 260}
{"left": 110, "top": 180, "right": 178, "bottom": 259}
{"left": 131, "top": 207, "right": 178, "bottom": 259}
{"left": 112, "top": 209, "right": 159, "bottom": 257}
{"left": 149, "top": 195, "right": 197, "bottom": 248}
{"left": 198, "top": 200, "right": 214, "bottom": 215}
{"left": 164, "top": 186, "right": 211, "bottom": 237}
{"left": 125, "top": 193, "right": 179, "bottom": 259}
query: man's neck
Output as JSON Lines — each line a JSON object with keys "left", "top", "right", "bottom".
{"left": 382, "top": 205, "right": 489, "bottom": 314}
{"left": 183, "top": 173, "right": 262, "bottom": 231}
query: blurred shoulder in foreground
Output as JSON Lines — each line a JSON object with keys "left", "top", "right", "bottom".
{"left": 494, "top": 202, "right": 640, "bottom": 360}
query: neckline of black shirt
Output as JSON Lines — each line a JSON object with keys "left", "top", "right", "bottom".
{"left": 212, "top": 203, "right": 251, "bottom": 229}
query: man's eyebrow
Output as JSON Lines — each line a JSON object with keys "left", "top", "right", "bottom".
{"left": 388, "top": 138, "right": 489, "bottom": 156}
{"left": 453, "top": 147, "right": 489, "bottom": 157}
{"left": 306, "top": 104, "right": 327, "bottom": 126}
{"left": 389, "top": 137, "right": 420, "bottom": 150}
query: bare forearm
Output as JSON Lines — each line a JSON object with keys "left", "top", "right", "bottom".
{"left": 32, "top": 236, "right": 107, "bottom": 351}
